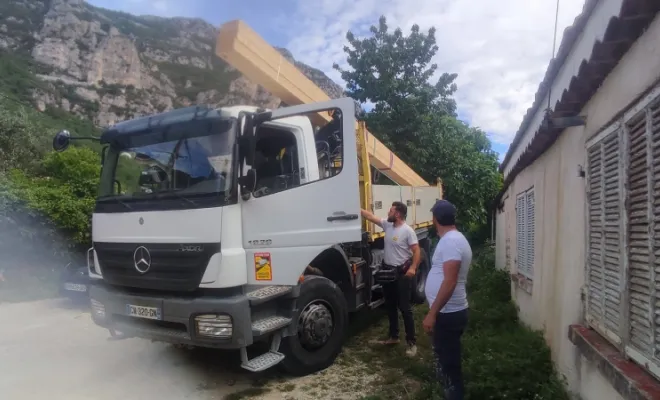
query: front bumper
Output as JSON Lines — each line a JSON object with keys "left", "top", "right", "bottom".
{"left": 89, "top": 284, "right": 253, "bottom": 349}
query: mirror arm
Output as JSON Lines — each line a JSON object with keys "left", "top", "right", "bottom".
{"left": 69, "top": 136, "right": 101, "bottom": 142}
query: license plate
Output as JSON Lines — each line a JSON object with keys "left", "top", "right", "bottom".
{"left": 64, "top": 283, "right": 87, "bottom": 292}
{"left": 126, "top": 304, "right": 162, "bottom": 320}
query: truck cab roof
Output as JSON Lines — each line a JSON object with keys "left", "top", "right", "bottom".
{"left": 99, "top": 104, "right": 264, "bottom": 145}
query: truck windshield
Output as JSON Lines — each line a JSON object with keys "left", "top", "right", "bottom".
{"left": 98, "top": 119, "right": 235, "bottom": 202}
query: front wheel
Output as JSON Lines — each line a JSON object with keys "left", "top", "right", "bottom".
{"left": 280, "top": 275, "right": 348, "bottom": 376}
{"left": 412, "top": 249, "right": 430, "bottom": 305}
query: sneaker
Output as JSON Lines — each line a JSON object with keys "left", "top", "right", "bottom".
{"left": 406, "top": 344, "right": 417, "bottom": 357}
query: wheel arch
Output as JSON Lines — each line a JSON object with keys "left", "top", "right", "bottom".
{"left": 305, "top": 245, "right": 354, "bottom": 298}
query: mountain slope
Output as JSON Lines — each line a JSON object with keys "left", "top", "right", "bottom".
{"left": 0, "top": 0, "right": 345, "bottom": 127}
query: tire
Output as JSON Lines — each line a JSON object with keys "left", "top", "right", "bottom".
{"left": 412, "top": 249, "right": 430, "bottom": 305}
{"left": 280, "top": 275, "right": 349, "bottom": 376}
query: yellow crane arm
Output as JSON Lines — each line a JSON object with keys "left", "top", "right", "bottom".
{"left": 215, "top": 20, "right": 429, "bottom": 187}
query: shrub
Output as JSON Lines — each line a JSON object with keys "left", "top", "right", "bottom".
{"left": 6, "top": 147, "right": 100, "bottom": 244}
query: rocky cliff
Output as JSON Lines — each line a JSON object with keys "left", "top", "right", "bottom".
{"left": 0, "top": 0, "right": 346, "bottom": 127}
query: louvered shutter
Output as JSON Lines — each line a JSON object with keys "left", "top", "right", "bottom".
{"left": 516, "top": 194, "right": 527, "bottom": 276}
{"left": 626, "top": 103, "right": 660, "bottom": 361}
{"left": 586, "top": 128, "right": 624, "bottom": 341}
{"left": 526, "top": 190, "right": 535, "bottom": 277}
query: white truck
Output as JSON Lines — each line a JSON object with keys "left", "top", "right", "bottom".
{"left": 51, "top": 97, "right": 441, "bottom": 375}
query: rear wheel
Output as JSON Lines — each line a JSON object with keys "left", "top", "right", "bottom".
{"left": 280, "top": 275, "right": 348, "bottom": 376}
{"left": 412, "top": 249, "right": 430, "bottom": 305}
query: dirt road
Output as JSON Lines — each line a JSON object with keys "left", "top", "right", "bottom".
{"left": 0, "top": 298, "right": 252, "bottom": 400}
{"left": 0, "top": 297, "right": 387, "bottom": 400}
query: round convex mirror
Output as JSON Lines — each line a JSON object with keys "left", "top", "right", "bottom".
{"left": 52, "top": 130, "right": 71, "bottom": 152}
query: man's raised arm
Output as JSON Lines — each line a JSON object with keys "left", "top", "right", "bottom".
{"left": 361, "top": 209, "right": 383, "bottom": 227}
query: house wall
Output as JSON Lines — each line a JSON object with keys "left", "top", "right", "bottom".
{"left": 494, "top": 13, "right": 660, "bottom": 398}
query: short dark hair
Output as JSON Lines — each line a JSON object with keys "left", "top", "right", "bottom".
{"left": 392, "top": 201, "right": 407, "bottom": 218}
{"left": 431, "top": 199, "right": 456, "bottom": 226}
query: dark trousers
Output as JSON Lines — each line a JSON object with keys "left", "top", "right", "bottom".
{"left": 433, "top": 309, "right": 468, "bottom": 400}
{"left": 383, "top": 275, "right": 416, "bottom": 345}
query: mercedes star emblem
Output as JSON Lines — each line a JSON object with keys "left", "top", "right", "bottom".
{"left": 133, "top": 246, "right": 152, "bottom": 274}
{"left": 139, "top": 217, "right": 144, "bottom": 225}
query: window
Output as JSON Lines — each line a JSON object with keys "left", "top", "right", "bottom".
{"left": 585, "top": 126, "right": 624, "bottom": 341}
{"left": 516, "top": 187, "right": 535, "bottom": 279}
{"left": 250, "top": 108, "right": 344, "bottom": 198}
{"left": 96, "top": 117, "right": 237, "bottom": 212}
{"left": 585, "top": 87, "right": 660, "bottom": 379}
{"left": 252, "top": 126, "right": 301, "bottom": 197}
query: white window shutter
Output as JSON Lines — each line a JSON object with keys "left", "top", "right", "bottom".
{"left": 586, "top": 128, "right": 624, "bottom": 341}
{"left": 626, "top": 106, "right": 656, "bottom": 358}
{"left": 516, "top": 194, "right": 527, "bottom": 276}
{"left": 526, "top": 190, "right": 535, "bottom": 277}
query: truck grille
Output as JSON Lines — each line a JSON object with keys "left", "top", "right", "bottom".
{"left": 93, "top": 242, "right": 220, "bottom": 292}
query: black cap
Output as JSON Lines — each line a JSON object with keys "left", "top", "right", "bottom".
{"left": 430, "top": 199, "right": 456, "bottom": 226}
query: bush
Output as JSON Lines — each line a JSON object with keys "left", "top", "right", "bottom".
{"left": 458, "top": 248, "right": 568, "bottom": 399}
{"left": 6, "top": 147, "right": 100, "bottom": 245}
{"left": 0, "top": 106, "right": 45, "bottom": 173}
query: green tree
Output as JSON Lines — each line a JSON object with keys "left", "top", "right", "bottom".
{"left": 334, "top": 16, "right": 502, "bottom": 240}
{"left": 7, "top": 147, "right": 100, "bottom": 244}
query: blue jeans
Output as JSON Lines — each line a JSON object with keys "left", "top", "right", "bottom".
{"left": 433, "top": 309, "right": 468, "bottom": 400}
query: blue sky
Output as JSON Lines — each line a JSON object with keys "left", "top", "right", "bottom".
{"left": 87, "top": 0, "right": 586, "bottom": 162}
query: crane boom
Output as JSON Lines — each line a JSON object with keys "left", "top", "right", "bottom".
{"left": 215, "top": 20, "right": 429, "bottom": 187}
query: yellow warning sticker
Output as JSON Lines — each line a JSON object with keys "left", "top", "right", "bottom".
{"left": 254, "top": 252, "right": 272, "bottom": 281}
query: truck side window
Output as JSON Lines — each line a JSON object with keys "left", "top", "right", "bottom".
{"left": 251, "top": 109, "right": 344, "bottom": 198}
{"left": 314, "top": 114, "right": 343, "bottom": 180}
{"left": 253, "top": 127, "right": 301, "bottom": 197}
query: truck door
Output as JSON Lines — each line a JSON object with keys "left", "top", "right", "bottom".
{"left": 241, "top": 98, "right": 361, "bottom": 285}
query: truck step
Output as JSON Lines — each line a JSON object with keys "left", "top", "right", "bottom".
{"left": 252, "top": 316, "right": 292, "bottom": 336}
{"left": 241, "top": 351, "right": 285, "bottom": 372}
{"left": 246, "top": 285, "right": 293, "bottom": 305}
{"left": 369, "top": 298, "right": 386, "bottom": 308}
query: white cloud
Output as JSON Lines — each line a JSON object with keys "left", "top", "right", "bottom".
{"left": 282, "top": 0, "right": 586, "bottom": 147}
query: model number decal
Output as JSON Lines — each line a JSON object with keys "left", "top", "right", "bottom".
{"left": 179, "top": 245, "right": 204, "bottom": 252}
{"left": 248, "top": 239, "right": 272, "bottom": 246}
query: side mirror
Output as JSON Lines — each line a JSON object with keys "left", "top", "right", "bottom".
{"left": 238, "top": 110, "right": 271, "bottom": 167}
{"left": 238, "top": 168, "right": 257, "bottom": 200}
{"left": 52, "top": 130, "right": 71, "bottom": 152}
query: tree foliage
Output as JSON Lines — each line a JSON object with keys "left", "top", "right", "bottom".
{"left": 6, "top": 147, "right": 100, "bottom": 244}
{"left": 334, "top": 16, "right": 502, "bottom": 240}
{"left": 0, "top": 61, "right": 101, "bottom": 246}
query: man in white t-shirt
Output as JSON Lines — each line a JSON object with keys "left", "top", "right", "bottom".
{"left": 423, "top": 199, "right": 471, "bottom": 400}
{"left": 361, "top": 201, "right": 421, "bottom": 356}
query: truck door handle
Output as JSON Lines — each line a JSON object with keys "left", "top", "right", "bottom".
{"left": 327, "top": 214, "right": 359, "bottom": 222}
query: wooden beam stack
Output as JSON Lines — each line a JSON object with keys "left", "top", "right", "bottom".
{"left": 215, "top": 20, "right": 429, "bottom": 187}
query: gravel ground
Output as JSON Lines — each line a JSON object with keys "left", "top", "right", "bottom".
{"left": 0, "top": 297, "right": 390, "bottom": 400}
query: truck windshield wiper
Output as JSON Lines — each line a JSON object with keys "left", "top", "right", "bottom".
{"left": 116, "top": 198, "right": 133, "bottom": 210}
{"left": 98, "top": 196, "right": 133, "bottom": 210}
{"left": 159, "top": 190, "right": 198, "bottom": 206}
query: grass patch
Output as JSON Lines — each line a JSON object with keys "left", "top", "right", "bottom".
{"left": 346, "top": 246, "right": 570, "bottom": 400}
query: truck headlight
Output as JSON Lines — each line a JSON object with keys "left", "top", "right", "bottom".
{"left": 90, "top": 299, "right": 106, "bottom": 319}
{"left": 195, "top": 314, "right": 232, "bottom": 338}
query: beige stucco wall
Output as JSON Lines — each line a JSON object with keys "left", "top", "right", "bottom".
{"left": 495, "top": 13, "right": 660, "bottom": 398}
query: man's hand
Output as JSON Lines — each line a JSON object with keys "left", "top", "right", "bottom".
{"left": 406, "top": 243, "right": 420, "bottom": 278}
{"left": 423, "top": 311, "right": 436, "bottom": 335}
{"left": 360, "top": 209, "right": 382, "bottom": 227}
